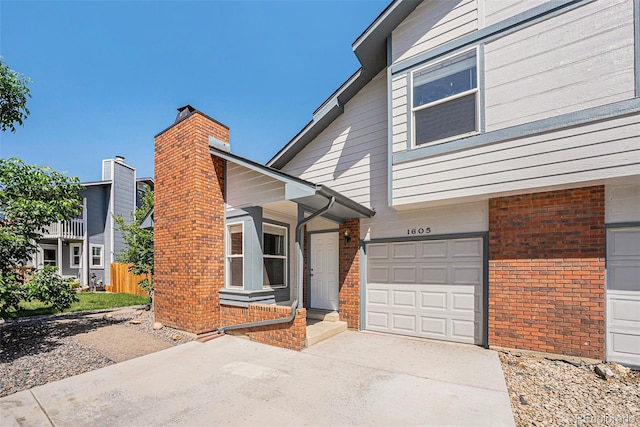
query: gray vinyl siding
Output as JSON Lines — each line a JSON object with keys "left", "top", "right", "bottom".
{"left": 484, "top": 0, "right": 635, "bottom": 131}
{"left": 280, "top": 71, "right": 486, "bottom": 241}
{"left": 391, "top": 112, "right": 640, "bottom": 206}
{"left": 227, "top": 163, "right": 286, "bottom": 209}
{"left": 387, "top": 0, "right": 637, "bottom": 208}
{"left": 391, "top": 74, "right": 408, "bottom": 153}
{"left": 390, "top": 1, "right": 635, "bottom": 154}
{"left": 83, "top": 185, "right": 109, "bottom": 284}
{"left": 60, "top": 243, "right": 82, "bottom": 278}
{"left": 392, "top": 0, "right": 478, "bottom": 64}
{"left": 83, "top": 186, "right": 108, "bottom": 244}
{"left": 482, "top": 0, "right": 549, "bottom": 27}
{"left": 111, "top": 161, "right": 136, "bottom": 264}
{"left": 281, "top": 71, "right": 388, "bottom": 211}
{"left": 263, "top": 211, "right": 297, "bottom": 304}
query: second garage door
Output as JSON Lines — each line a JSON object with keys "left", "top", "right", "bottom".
{"left": 365, "top": 237, "right": 484, "bottom": 345}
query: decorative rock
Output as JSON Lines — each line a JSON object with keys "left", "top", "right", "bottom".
{"left": 594, "top": 364, "right": 614, "bottom": 380}
{"left": 103, "top": 313, "right": 113, "bottom": 320}
{"left": 172, "top": 334, "right": 182, "bottom": 341}
{"left": 499, "top": 351, "right": 640, "bottom": 426}
{"left": 129, "top": 319, "right": 142, "bottom": 325}
{"left": 152, "top": 322, "right": 163, "bottom": 330}
{"left": 609, "top": 363, "right": 630, "bottom": 377}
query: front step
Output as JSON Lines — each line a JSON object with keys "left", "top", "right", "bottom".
{"left": 305, "top": 320, "right": 348, "bottom": 347}
{"left": 306, "top": 309, "right": 340, "bottom": 322}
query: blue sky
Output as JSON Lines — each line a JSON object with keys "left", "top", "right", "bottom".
{"left": 0, "top": 0, "right": 386, "bottom": 182}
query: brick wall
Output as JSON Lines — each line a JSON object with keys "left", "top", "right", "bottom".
{"left": 339, "top": 219, "right": 360, "bottom": 329}
{"left": 154, "top": 108, "right": 228, "bottom": 334}
{"left": 220, "top": 304, "right": 307, "bottom": 351}
{"left": 488, "top": 186, "right": 605, "bottom": 359}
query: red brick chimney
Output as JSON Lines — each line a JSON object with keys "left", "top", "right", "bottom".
{"left": 154, "top": 105, "right": 228, "bottom": 334}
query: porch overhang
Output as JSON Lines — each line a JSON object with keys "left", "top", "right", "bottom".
{"left": 210, "top": 144, "right": 375, "bottom": 222}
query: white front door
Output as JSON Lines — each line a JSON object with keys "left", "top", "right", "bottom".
{"left": 606, "top": 227, "right": 640, "bottom": 366}
{"left": 310, "top": 232, "right": 339, "bottom": 311}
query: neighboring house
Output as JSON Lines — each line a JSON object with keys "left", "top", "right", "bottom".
{"left": 153, "top": 0, "right": 640, "bottom": 366}
{"left": 34, "top": 156, "right": 153, "bottom": 288}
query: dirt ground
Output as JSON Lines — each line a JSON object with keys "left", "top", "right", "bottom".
{"left": 0, "top": 307, "right": 194, "bottom": 397}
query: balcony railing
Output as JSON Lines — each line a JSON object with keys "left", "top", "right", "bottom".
{"left": 41, "top": 219, "right": 85, "bottom": 240}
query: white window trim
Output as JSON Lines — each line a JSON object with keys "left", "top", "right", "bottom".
{"left": 263, "top": 222, "right": 288, "bottom": 289}
{"left": 90, "top": 244, "right": 104, "bottom": 268}
{"left": 226, "top": 222, "right": 244, "bottom": 289}
{"left": 70, "top": 243, "right": 82, "bottom": 268}
{"left": 41, "top": 244, "right": 57, "bottom": 268}
{"left": 410, "top": 47, "right": 480, "bottom": 149}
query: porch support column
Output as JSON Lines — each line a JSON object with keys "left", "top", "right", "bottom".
{"left": 296, "top": 205, "right": 305, "bottom": 309}
{"left": 82, "top": 197, "right": 89, "bottom": 287}
{"left": 57, "top": 238, "right": 63, "bottom": 276}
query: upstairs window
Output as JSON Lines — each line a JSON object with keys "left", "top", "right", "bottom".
{"left": 227, "top": 223, "right": 244, "bottom": 288}
{"left": 263, "top": 224, "right": 287, "bottom": 288}
{"left": 70, "top": 243, "right": 82, "bottom": 268}
{"left": 412, "top": 49, "right": 478, "bottom": 147}
{"left": 90, "top": 244, "right": 104, "bottom": 268}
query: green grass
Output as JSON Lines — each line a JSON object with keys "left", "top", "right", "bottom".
{"left": 6, "top": 292, "right": 150, "bottom": 318}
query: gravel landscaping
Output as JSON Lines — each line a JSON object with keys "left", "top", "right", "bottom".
{"left": 0, "top": 307, "right": 194, "bottom": 398}
{"left": 500, "top": 352, "right": 640, "bottom": 426}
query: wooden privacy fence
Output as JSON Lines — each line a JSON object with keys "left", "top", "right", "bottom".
{"left": 108, "top": 263, "right": 149, "bottom": 297}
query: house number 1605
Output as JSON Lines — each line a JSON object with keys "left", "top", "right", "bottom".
{"left": 407, "top": 227, "right": 431, "bottom": 235}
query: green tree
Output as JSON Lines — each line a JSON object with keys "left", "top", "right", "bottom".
{"left": 114, "top": 189, "right": 154, "bottom": 302}
{"left": 0, "top": 58, "right": 31, "bottom": 132}
{"left": 0, "top": 158, "right": 82, "bottom": 317}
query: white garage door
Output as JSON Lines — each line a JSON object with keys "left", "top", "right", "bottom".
{"left": 607, "top": 227, "right": 640, "bottom": 367}
{"left": 365, "top": 237, "right": 484, "bottom": 345}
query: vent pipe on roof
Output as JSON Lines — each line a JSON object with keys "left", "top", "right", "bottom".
{"left": 115, "top": 155, "right": 125, "bottom": 163}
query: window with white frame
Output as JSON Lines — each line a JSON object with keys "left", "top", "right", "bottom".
{"left": 90, "top": 244, "right": 104, "bottom": 268}
{"left": 70, "top": 243, "right": 82, "bottom": 268}
{"left": 263, "top": 223, "right": 287, "bottom": 288}
{"left": 227, "top": 223, "right": 244, "bottom": 288}
{"left": 42, "top": 246, "right": 57, "bottom": 267}
{"left": 412, "top": 49, "right": 478, "bottom": 147}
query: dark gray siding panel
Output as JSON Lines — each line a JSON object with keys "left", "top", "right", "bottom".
{"left": 274, "top": 287, "right": 290, "bottom": 303}
{"left": 112, "top": 162, "right": 136, "bottom": 260}
{"left": 82, "top": 186, "right": 108, "bottom": 244}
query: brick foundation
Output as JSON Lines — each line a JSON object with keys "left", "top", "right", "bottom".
{"left": 488, "top": 186, "right": 605, "bottom": 359}
{"left": 339, "top": 219, "right": 360, "bottom": 329}
{"left": 153, "top": 107, "right": 228, "bottom": 334}
{"left": 220, "top": 304, "right": 307, "bottom": 351}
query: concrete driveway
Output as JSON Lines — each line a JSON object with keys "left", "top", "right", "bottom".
{"left": 1, "top": 331, "right": 514, "bottom": 426}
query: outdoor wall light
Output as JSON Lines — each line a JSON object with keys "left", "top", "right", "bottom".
{"left": 343, "top": 228, "right": 351, "bottom": 244}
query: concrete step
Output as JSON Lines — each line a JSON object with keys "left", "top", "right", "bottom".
{"left": 305, "top": 320, "right": 348, "bottom": 347}
{"left": 306, "top": 309, "right": 340, "bottom": 322}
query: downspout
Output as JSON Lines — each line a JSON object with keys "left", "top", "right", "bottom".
{"left": 217, "top": 298, "right": 298, "bottom": 334}
{"left": 216, "top": 196, "right": 336, "bottom": 334}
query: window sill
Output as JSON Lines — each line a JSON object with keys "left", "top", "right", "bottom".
{"left": 219, "top": 288, "right": 276, "bottom": 308}
{"left": 264, "top": 285, "right": 288, "bottom": 290}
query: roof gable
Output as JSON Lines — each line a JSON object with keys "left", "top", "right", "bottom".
{"left": 267, "top": 0, "right": 422, "bottom": 170}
